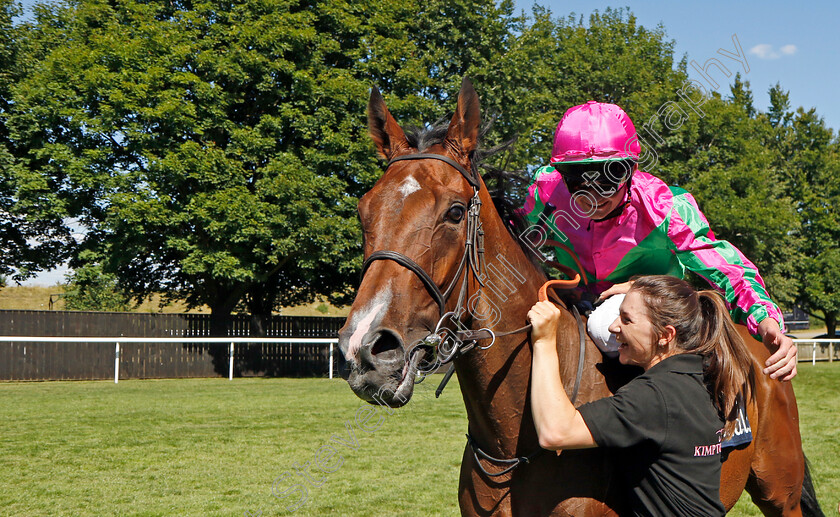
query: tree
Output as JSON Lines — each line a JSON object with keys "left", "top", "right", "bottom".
{"left": 729, "top": 73, "right": 755, "bottom": 118}
{"left": 63, "top": 252, "right": 130, "bottom": 311}
{"left": 471, "top": 7, "right": 689, "bottom": 173}
{"left": 783, "top": 102, "right": 840, "bottom": 336}
{"left": 0, "top": 0, "right": 74, "bottom": 283}
{"left": 12, "top": 0, "right": 520, "bottom": 333}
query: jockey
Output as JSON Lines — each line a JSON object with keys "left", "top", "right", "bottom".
{"left": 518, "top": 101, "right": 798, "bottom": 381}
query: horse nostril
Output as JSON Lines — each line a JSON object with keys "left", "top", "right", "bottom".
{"left": 371, "top": 329, "right": 401, "bottom": 356}
{"left": 358, "top": 329, "right": 404, "bottom": 370}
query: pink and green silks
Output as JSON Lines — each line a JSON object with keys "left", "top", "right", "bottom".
{"left": 518, "top": 166, "right": 785, "bottom": 338}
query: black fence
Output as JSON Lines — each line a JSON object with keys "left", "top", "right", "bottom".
{"left": 0, "top": 310, "right": 346, "bottom": 381}
{"left": 783, "top": 307, "right": 810, "bottom": 331}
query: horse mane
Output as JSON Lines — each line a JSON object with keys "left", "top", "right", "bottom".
{"left": 402, "top": 119, "right": 534, "bottom": 256}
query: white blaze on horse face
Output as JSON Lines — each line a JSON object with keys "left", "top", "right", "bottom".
{"left": 398, "top": 175, "right": 422, "bottom": 199}
{"left": 345, "top": 283, "right": 393, "bottom": 361}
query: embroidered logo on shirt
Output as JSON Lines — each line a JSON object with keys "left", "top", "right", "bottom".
{"left": 693, "top": 443, "right": 722, "bottom": 457}
{"left": 694, "top": 428, "right": 724, "bottom": 457}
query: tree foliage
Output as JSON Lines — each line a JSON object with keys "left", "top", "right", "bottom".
{"left": 773, "top": 91, "right": 840, "bottom": 335}
{"left": 0, "top": 0, "right": 73, "bottom": 283}
{"left": 8, "top": 0, "right": 521, "bottom": 331}
{"left": 3, "top": 1, "right": 839, "bottom": 334}
{"left": 63, "top": 252, "right": 130, "bottom": 312}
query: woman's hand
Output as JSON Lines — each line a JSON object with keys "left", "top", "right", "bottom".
{"left": 597, "top": 280, "right": 634, "bottom": 301}
{"left": 528, "top": 301, "right": 562, "bottom": 345}
{"left": 528, "top": 299, "right": 597, "bottom": 450}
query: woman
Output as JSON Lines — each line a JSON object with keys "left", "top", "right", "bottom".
{"left": 517, "top": 101, "right": 797, "bottom": 381}
{"left": 528, "top": 275, "right": 755, "bottom": 516}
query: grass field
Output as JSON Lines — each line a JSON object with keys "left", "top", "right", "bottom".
{"left": 1, "top": 364, "right": 837, "bottom": 516}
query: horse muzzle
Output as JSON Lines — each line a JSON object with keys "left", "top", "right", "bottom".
{"left": 338, "top": 327, "right": 427, "bottom": 407}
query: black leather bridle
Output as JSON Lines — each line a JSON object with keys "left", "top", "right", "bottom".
{"left": 360, "top": 152, "right": 500, "bottom": 372}
{"left": 360, "top": 152, "right": 486, "bottom": 320}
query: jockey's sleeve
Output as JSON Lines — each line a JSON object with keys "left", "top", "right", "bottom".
{"left": 667, "top": 187, "right": 786, "bottom": 338}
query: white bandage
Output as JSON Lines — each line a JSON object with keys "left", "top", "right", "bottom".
{"left": 587, "top": 294, "right": 625, "bottom": 357}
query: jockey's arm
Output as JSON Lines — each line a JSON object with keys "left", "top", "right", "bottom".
{"left": 597, "top": 280, "right": 634, "bottom": 301}
{"left": 668, "top": 191, "right": 798, "bottom": 381}
{"left": 758, "top": 318, "right": 797, "bottom": 381}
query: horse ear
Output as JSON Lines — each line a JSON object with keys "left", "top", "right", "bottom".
{"left": 368, "top": 86, "right": 410, "bottom": 160}
{"left": 445, "top": 77, "right": 481, "bottom": 157}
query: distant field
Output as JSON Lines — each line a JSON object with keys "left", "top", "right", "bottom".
{"left": 0, "top": 285, "right": 350, "bottom": 317}
{"left": 0, "top": 285, "right": 201, "bottom": 313}
{"left": 0, "top": 365, "right": 836, "bottom": 516}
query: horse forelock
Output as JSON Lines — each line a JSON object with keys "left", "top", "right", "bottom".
{"left": 389, "top": 120, "right": 538, "bottom": 266}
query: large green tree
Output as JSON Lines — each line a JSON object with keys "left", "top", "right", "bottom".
{"left": 767, "top": 84, "right": 840, "bottom": 336}
{"left": 471, "top": 7, "right": 688, "bottom": 173}
{"left": 11, "top": 0, "right": 521, "bottom": 332}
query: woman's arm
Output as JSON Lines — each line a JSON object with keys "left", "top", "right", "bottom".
{"left": 528, "top": 301, "right": 597, "bottom": 450}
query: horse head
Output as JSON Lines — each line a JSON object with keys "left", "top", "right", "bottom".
{"left": 337, "top": 78, "right": 484, "bottom": 407}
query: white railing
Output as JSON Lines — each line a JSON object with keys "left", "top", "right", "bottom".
{"left": 4, "top": 336, "right": 832, "bottom": 383}
{"left": 0, "top": 337, "right": 340, "bottom": 383}
{"left": 792, "top": 338, "right": 840, "bottom": 365}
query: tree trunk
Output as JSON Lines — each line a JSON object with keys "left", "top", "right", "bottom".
{"left": 241, "top": 278, "right": 281, "bottom": 375}
{"left": 206, "top": 281, "right": 245, "bottom": 336}
{"left": 246, "top": 275, "right": 280, "bottom": 337}
{"left": 205, "top": 283, "right": 245, "bottom": 376}
{"left": 209, "top": 309, "right": 235, "bottom": 337}
{"left": 825, "top": 311, "right": 837, "bottom": 337}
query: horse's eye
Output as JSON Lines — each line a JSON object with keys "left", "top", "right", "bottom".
{"left": 447, "top": 205, "right": 466, "bottom": 223}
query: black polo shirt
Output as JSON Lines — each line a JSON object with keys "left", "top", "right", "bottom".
{"left": 578, "top": 353, "right": 726, "bottom": 517}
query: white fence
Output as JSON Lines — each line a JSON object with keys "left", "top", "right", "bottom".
{"left": 1, "top": 336, "right": 833, "bottom": 384}
{"left": 793, "top": 338, "right": 840, "bottom": 365}
{"left": 0, "top": 336, "right": 340, "bottom": 383}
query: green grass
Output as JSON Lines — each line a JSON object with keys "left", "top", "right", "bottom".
{"left": 1, "top": 365, "right": 837, "bottom": 516}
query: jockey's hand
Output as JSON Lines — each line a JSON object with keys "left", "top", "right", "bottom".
{"left": 597, "top": 281, "right": 634, "bottom": 301}
{"left": 758, "top": 318, "right": 797, "bottom": 381}
{"left": 528, "top": 301, "right": 562, "bottom": 345}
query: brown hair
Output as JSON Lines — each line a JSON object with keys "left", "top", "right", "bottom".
{"left": 629, "top": 275, "right": 756, "bottom": 438}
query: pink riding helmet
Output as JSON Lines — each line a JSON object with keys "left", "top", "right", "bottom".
{"left": 550, "top": 101, "right": 641, "bottom": 165}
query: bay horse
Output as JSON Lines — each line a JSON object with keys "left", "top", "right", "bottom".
{"left": 337, "top": 78, "right": 822, "bottom": 516}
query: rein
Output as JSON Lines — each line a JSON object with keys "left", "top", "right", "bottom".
{"left": 361, "top": 152, "right": 588, "bottom": 479}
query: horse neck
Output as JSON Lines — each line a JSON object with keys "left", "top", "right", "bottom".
{"left": 453, "top": 188, "right": 555, "bottom": 456}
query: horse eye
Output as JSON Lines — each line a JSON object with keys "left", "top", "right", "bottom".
{"left": 447, "top": 205, "right": 466, "bottom": 223}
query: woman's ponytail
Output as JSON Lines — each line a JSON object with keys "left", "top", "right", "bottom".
{"left": 629, "top": 276, "right": 756, "bottom": 439}
{"left": 693, "top": 291, "right": 756, "bottom": 438}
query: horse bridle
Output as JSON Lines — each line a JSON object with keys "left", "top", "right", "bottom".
{"left": 360, "top": 153, "right": 497, "bottom": 363}
{"left": 359, "top": 151, "right": 587, "bottom": 478}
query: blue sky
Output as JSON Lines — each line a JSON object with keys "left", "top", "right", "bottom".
{"left": 513, "top": 0, "right": 840, "bottom": 131}
{"left": 13, "top": 0, "right": 840, "bottom": 285}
